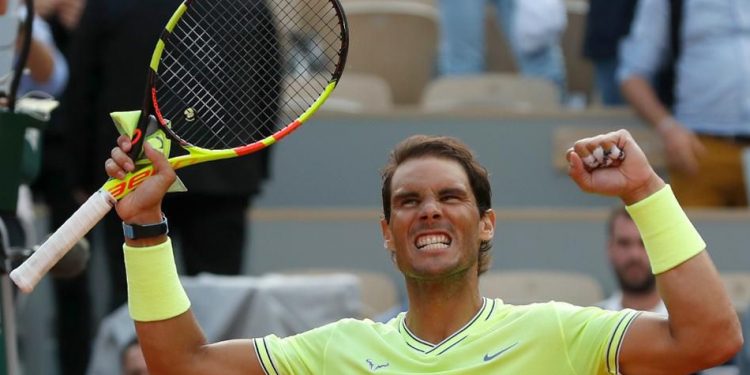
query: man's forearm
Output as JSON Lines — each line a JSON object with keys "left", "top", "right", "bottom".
{"left": 24, "top": 38, "right": 55, "bottom": 83}
{"left": 136, "top": 310, "right": 209, "bottom": 374}
{"left": 620, "top": 76, "right": 672, "bottom": 129}
{"left": 657, "top": 253, "right": 741, "bottom": 362}
{"left": 627, "top": 187, "right": 742, "bottom": 362}
{"left": 125, "top": 237, "right": 209, "bottom": 374}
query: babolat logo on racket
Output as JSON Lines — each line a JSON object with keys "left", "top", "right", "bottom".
{"left": 184, "top": 107, "right": 195, "bottom": 122}
{"left": 106, "top": 168, "right": 157, "bottom": 199}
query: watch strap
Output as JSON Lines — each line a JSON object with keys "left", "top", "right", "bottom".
{"left": 123, "top": 214, "right": 169, "bottom": 240}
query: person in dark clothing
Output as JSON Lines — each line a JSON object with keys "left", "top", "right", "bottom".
{"left": 60, "top": 0, "right": 277, "bottom": 312}
{"left": 582, "top": 0, "right": 639, "bottom": 106}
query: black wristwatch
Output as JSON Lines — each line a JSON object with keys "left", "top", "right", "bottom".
{"left": 122, "top": 214, "right": 169, "bottom": 240}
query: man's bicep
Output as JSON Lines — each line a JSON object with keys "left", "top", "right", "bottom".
{"left": 199, "top": 339, "right": 266, "bottom": 375}
{"left": 618, "top": 312, "right": 680, "bottom": 374}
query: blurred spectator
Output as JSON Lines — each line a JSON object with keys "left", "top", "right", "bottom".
{"left": 597, "top": 206, "right": 665, "bottom": 314}
{"left": 19, "top": 2, "right": 93, "bottom": 375}
{"left": 437, "top": 0, "right": 567, "bottom": 93}
{"left": 35, "top": 0, "right": 83, "bottom": 31}
{"left": 582, "top": 0, "right": 638, "bottom": 106}
{"left": 60, "top": 0, "right": 276, "bottom": 312}
{"left": 11, "top": 7, "right": 68, "bottom": 242}
{"left": 7, "top": 5, "right": 90, "bottom": 375}
{"left": 14, "top": 6, "right": 67, "bottom": 98}
{"left": 14, "top": 5, "right": 93, "bottom": 375}
{"left": 619, "top": 0, "right": 750, "bottom": 207}
{"left": 121, "top": 340, "right": 148, "bottom": 375}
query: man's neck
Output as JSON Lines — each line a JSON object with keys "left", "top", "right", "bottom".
{"left": 403, "top": 276, "right": 483, "bottom": 344}
{"left": 621, "top": 289, "right": 663, "bottom": 312}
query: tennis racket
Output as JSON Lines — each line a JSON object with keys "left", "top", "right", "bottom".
{"left": 11, "top": 0, "right": 349, "bottom": 292}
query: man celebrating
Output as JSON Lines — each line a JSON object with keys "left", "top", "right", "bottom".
{"left": 106, "top": 129, "right": 741, "bottom": 374}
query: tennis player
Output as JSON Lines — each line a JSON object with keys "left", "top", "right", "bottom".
{"left": 106, "top": 130, "right": 742, "bottom": 374}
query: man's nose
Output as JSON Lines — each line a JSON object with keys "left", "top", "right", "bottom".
{"left": 419, "top": 199, "right": 442, "bottom": 221}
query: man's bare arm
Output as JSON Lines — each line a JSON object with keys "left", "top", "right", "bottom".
{"left": 620, "top": 76, "right": 671, "bottom": 129}
{"left": 621, "top": 76, "right": 705, "bottom": 175}
{"left": 108, "top": 137, "right": 266, "bottom": 375}
{"left": 135, "top": 311, "right": 264, "bottom": 375}
{"left": 567, "top": 130, "right": 742, "bottom": 374}
{"left": 619, "top": 252, "right": 741, "bottom": 374}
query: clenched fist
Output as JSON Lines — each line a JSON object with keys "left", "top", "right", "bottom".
{"left": 567, "top": 129, "right": 665, "bottom": 205}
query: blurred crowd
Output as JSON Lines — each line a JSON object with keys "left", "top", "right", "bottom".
{"left": 2, "top": 0, "right": 749, "bottom": 374}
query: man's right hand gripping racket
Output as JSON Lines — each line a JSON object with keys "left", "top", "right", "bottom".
{"left": 11, "top": 0, "right": 349, "bottom": 292}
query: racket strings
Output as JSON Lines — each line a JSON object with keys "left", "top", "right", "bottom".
{"left": 158, "top": 0, "right": 282, "bottom": 149}
{"left": 192, "top": 2, "right": 281, "bottom": 146}
{"left": 178, "top": 11, "right": 278, "bottom": 146}
{"left": 153, "top": 0, "right": 345, "bottom": 151}
{"left": 270, "top": 0, "right": 344, "bottom": 113}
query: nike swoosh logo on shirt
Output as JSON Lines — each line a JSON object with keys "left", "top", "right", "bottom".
{"left": 483, "top": 342, "right": 519, "bottom": 362}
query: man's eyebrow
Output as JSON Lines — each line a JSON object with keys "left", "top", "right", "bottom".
{"left": 392, "top": 191, "right": 419, "bottom": 201}
{"left": 439, "top": 187, "right": 469, "bottom": 196}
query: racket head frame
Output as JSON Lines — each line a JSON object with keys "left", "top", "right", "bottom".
{"left": 127, "top": 0, "right": 349, "bottom": 161}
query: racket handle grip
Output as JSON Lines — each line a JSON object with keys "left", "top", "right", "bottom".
{"left": 10, "top": 190, "right": 115, "bottom": 293}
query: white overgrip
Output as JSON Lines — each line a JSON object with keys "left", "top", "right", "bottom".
{"left": 9, "top": 190, "right": 115, "bottom": 293}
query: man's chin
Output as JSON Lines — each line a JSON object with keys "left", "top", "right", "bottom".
{"left": 620, "top": 278, "right": 657, "bottom": 294}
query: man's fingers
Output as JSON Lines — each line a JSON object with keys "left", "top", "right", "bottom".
{"left": 567, "top": 151, "right": 592, "bottom": 191}
{"left": 609, "top": 144, "right": 625, "bottom": 161}
{"left": 117, "top": 134, "right": 132, "bottom": 153}
{"left": 105, "top": 158, "right": 126, "bottom": 180}
{"left": 143, "top": 143, "right": 176, "bottom": 185}
{"left": 573, "top": 140, "right": 599, "bottom": 169}
{"left": 573, "top": 133, "right": 628, "bottom": 171}
{"left": 598, "top": 141, "right": 626, "bottom": 167}
{"left": 144, "top": 142, "right": 165, "bottom": 168}
{"left": 111, "top": 145, "right": 134, "bottom": 172}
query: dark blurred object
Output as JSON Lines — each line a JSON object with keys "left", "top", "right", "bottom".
{"left": 61, "top": 0, "right": 275, "bottom": 310}
{"left": 6, "top": 0, "right": 32, "bottom": 112}
{"left": 0, "top": 0, "right": 20, "bottom": 97}
{"left": 582, "top": 0, "right": 638, "bottom": 106}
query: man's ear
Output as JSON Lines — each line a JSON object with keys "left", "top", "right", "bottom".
{"left": 380, "top": 218, "right": 398, "bottom": 266}
{"left": 380, "top": 218, "right": 394, "bottom": 251}
{"left": 479, "top": 209, "right": 495, "bottom": 242}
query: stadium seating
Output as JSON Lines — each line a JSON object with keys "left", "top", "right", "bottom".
{"left": 479, "top": 270, "right": 604, "bottom": 306}
{"left": 720, "top": 272, "right": 750, "bottom": 315}
{"left": 561, "top": 0, "right": 594, "bottom": 102}
{"left": 323, "top": 72, "right": 394, "bottom": 113}
{"left": 484, "top": 0, "right": 594, "bottom": 103}
{"left": 281, "top": 268, "right": 400, "bottom": 318}
{"left": 421, "top": 73, "right": 561, "bottom": 112}
{"left": 343, "top": 0, "right": 439, "bottom": 105}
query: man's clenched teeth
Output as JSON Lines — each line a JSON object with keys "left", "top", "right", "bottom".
{"left": 415, "top": 234, "right": 451, "bottom": 250}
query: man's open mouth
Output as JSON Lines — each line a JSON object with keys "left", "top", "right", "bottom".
{"left": 415, "top": 234, "right": 451, "bottom": 250}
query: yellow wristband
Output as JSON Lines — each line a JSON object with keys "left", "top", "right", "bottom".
{"left": 124, "top": 237, "right": 191, "bottom": 321}
{"left": 625, "top": 185, "right": 706, "bottom": 274}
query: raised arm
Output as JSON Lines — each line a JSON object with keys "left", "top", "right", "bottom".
{"left": 567, "top": 130, "right": 742, "bottom": 374}
{"left": 106, "top": 135, "right": 265, "bottom": 375}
